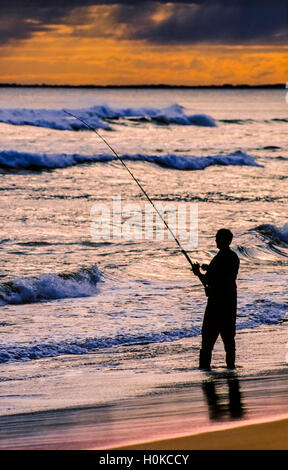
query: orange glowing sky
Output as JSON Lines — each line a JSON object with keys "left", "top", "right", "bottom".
{"left": 0, "top": 3, "right": 287, "bottom": 86}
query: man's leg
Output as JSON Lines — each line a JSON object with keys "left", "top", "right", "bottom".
{"left": 220, "top": 321, "right": 236, "bottom": 369}
{"left": 200, "top": 316, "right": 219, "bottom": 370}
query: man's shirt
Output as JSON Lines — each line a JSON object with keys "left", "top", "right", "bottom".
{"left": 204, "top": 248, "right": 240, "bottom": 298}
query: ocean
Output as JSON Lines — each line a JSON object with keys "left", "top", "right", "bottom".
{"left": 0, "top": 87, "right": 287, "bottom": 448}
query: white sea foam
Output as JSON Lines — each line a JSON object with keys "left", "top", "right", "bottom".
{"left": 0, "top": 327, "right": 201, "bottom": 362}
{"left": 0, "top": 297, "right": 285, "bottom": 363}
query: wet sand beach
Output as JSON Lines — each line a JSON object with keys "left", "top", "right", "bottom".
{"left": 117, "top": 416, "right": 288, "bottom": 450}
{"left": 0, "top": 325, "right": 288, "bottom": 450}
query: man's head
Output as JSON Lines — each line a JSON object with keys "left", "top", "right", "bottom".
{"left": 216, "top": 228, "right": 233, "bottom": 249}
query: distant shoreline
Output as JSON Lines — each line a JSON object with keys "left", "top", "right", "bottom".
{"left": 0, "top": 83, "right": 285, "bottom": 89}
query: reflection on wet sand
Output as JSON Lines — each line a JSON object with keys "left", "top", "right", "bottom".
{"left": 202, "top": 374, "right": 245, "bottom": 421}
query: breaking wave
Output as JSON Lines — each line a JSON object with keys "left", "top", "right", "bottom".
{"left": 254, "top": 222, "right": 288, "bottom": 245}
{"left": 0, "top": 150, "right": 261, "bottom": 171}
{"left": 0, "top": 103, "right": 216, "bottom": 130}
{"left": 0, "top": 265, "right": 101, "bottom": 306}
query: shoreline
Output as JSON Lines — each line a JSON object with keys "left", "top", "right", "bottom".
{"left": 1, "top": 325, "right": 288, "bottom": 450}
{"left": 1, "top": 326, "right": 288, "bottom": 450}
{"left": 1, "top": 367, "right": 288, "bottom": 450}
{"left": 114, "top": 414, "right": 288, "bottom": 450}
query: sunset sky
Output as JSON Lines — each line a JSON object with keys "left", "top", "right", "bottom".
{"left": 0, "top": 0, "right": 287, "bottom": 86}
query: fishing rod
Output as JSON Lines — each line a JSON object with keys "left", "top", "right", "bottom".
{"left": 64, "top": 110, "right": 195, "bottom": 269}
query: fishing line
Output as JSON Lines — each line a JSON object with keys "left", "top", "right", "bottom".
{"left": 64, "top": 110, "right": 195, "bottom": 269}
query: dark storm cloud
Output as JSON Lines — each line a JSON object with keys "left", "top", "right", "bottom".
{"left": 0, "top": 1, "right": 287, "bottom": 46}
{"left": 0, "top": 0, "right": 92, "bottom": 43}
{"left": 126, "top": 1, "right": 288, "bottom": 45}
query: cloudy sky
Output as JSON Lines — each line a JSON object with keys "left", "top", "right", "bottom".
{"left": 0, "top": 0, "right": 287, "bottom": 85}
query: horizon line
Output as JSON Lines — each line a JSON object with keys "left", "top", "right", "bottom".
{"left": 0, "top": 83, "right": 285, "bottom": 89}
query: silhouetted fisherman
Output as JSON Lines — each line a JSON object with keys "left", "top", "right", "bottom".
{"left": 192, "top": 229, "right": 240, "bottom": 370}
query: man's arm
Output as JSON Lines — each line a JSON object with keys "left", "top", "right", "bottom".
{"left": 192, "top": 263, "right": 208, "bottom": 287}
